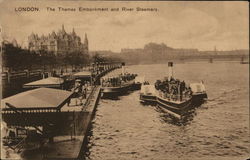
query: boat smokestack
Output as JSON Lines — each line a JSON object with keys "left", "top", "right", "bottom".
{"left": 121, "top": 62, "right": 125, "bottom": 75}
{"left": 168, "top": 62, "right": 173, "bottom": 81}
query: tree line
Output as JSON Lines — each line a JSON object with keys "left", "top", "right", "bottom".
{"left": 2, "top": 42, "right": 120, "bottom": 72}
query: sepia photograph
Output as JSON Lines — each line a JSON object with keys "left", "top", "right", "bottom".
{"left": 0, "top": 0, "right": 249, "bottom": 160}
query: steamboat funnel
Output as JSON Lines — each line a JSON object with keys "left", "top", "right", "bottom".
{"left": 168, "top": 62, "right": 173, "bottom": 81}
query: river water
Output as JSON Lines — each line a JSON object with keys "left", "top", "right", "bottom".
{"left": 86, "top": 62, "right": 249, "bottom": 160}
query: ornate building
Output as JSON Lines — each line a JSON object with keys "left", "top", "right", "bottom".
{"left": 28, "top": 25, "right": 88, "bottom": 55}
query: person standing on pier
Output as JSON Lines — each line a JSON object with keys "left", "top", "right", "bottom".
{"left": 73, "top": 79, "right": 82, "bottom": 105}
{"left": 78, "top": 82, "right": 83, "bottom": 105}
{"left": 82, "top": 83, "right": 87, "bottom": 99}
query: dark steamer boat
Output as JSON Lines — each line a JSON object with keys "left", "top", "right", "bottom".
{"left": 101, "top": 78, "right": 135, "bottom": 97}
{"left": 140, "top": 62, "right": 207, "bottom": 118}
{"left": 101, "top": 63, "right": 138, "bottom": 98}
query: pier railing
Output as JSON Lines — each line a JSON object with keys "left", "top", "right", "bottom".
{"left": 83, "top": 86, "right": 97, "bottom": 108}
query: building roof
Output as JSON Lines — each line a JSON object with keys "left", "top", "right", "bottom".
{"left": 23, "top": 77, "right": 64, "bottom": 88}
{"left": 73, "top": 71, "right": 92, "bottom": 78}
{"left": 1, "top": 88, "right": 73, "bottom": 110}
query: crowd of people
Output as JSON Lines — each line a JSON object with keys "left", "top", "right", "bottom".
{"left": 70, "top": 80, "right": 92, "bottom": 106}
{"left": 101, "top": 73, "right": 137, "bottom": 87}
{"left": 154, "top": 77, "right": 192, "bottom": 101}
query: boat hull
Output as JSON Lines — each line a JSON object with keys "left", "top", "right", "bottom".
{"left": 140, "top": 94, "right": 157, "bottom": 105}
{"left": 192, "top": 92, "right": 207, "bottom": 107}
{"left": 101, "top": 83, "right": 133, "bottom": 98}
{"left": 157, "top": 96, "right": 192, "bottom": 116}
{"left": 140, "top": 93, "right": 206, "bottom": 117}
{"left": 132, "top": 83, "right": 142, "bottom": 90}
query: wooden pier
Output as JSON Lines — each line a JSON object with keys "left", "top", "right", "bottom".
{"left": 43, "top": 86, "right": 102, "bottom": 160}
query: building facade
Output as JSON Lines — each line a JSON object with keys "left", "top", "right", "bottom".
{"left": 28, "top": 25, "right": 88, "bottom": 55}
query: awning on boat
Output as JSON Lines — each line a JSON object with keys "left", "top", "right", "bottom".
{"left": 1, "top": 88, "right": 73, "bottom": 110}
{"left": 190, "top": 83, "right": 206, "bottom": 93}
{"left": 140, "top": 85, "right": 156, "bottom": 95}
{"left": 23, "top": 77, "right": 64, "bottom": 89}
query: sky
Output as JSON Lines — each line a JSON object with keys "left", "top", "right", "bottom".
{"left": 0, "top": 0, "right": 249, "bottom": 52}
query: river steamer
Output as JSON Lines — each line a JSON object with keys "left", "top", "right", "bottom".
{"left": 101, "top": 63, "right": 139, "bottom": 98}
{"left": 140, "top": 62, "right": 207, "bottom": 118}
{"left": 101, "top": 78, "right": 135, "bottom": 97}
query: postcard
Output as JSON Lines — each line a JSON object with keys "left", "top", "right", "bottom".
{"left": 0, "top": 1, "right": 249, "bottom": 160}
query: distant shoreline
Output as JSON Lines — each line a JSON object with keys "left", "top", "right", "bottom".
{"left": 123, "top": 58, "right": 249, "bottom": 66}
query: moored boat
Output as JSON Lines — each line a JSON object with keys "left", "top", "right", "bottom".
{"left": 101, "top": 76, "right": 135, "bottom": 97}
{"left": 101, "top": 63, "right": 138, "bottom": 98}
